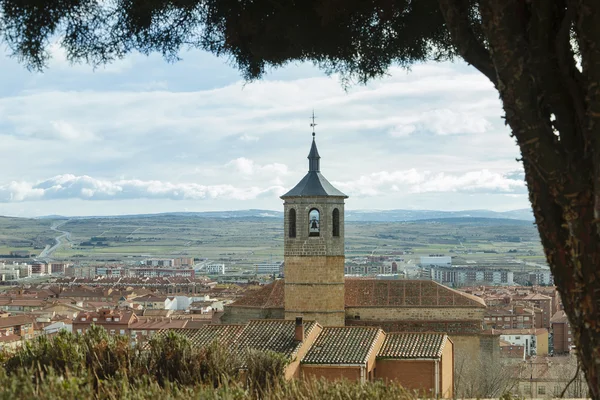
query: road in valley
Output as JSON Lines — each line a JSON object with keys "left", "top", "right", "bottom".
{"left": 38, "top": 220, "right": 71, "bottom": 260}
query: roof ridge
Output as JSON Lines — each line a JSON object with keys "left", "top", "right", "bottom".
{"left": 363, "top": 329, "right": 385, "bottom": 364}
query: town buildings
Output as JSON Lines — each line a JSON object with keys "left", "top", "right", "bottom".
{"left": 161, "top": 319, "right": 455, "bottom": 397}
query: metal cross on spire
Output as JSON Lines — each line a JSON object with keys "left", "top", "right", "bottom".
{"left": 310, "top": 110, "right": 317, "bottom": 137}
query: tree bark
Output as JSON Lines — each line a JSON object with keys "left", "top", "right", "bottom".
{"left": 440, "top": 0, "right": 600, "bottom": 398}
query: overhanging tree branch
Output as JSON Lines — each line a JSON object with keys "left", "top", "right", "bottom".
{"left": 439, "top": 0, "right": 497, "bottom": 85}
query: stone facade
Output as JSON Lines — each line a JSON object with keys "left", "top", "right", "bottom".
{"left": 283, "top": 198, "right": 346, "bottom": 326}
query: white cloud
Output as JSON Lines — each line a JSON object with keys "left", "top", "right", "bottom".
{"left": 334, "top": 169, "right": 525, "bottom": 197}
{"left": 226, "top": 158, "right": 289, "bottom": 179}
{"left": 0, "top": 174, "right": 285, "bottom": 202}
{"left": 50, "top": 120, "right": 97, "bottom": 141}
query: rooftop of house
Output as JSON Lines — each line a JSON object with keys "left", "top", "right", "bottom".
{"left": 0, "top": 315, "right": 35, "bottom": 329}
{"left": 550, "top": 310, "right": 569, "bottom": 324}
{"left": 377, "top": 332, "right": 448, "bottom": 359}
{"left": 0, "top": 333, "right": 21, "bottom": 343}
{"left": 129, "top": 318, "right": 188, "bottom": 330}
{"left": 229, "top": 279, "right": 486, "bottom": 309}
{"left": 520, "top": 293, "right": 553, "bottom": 301}
{"left": 496, "top": 328, "right": 548, "bottom": 335}
{"left": 236, "top": 319, "right": 320, "bottom": 359}
{"left": 302, "top": 326, "right": 383, "bottom": 365}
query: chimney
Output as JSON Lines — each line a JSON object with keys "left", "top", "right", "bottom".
{"left": 294, "top": 316, "right": 304, "bottom": 342}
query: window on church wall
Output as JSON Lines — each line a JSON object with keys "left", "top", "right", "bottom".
{"left": 289, "top": 208, "right": 296, "bottom": 238}
{"left": 309, "top": 208, "right": 320, "bottom": 236}
{"left": 332, "top": 208, "right": 340, "bottom": 237}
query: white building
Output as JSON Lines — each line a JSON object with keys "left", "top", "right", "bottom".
{"left": 17, "top": 263, "right": 32, "bottom": 278}
{"left": 255, "top": 261, "right": 284, "bottom": 275}
{"left": 205, "top": 264, "right": 226, "bottom": 274}
{"left": 431, "top": 266, "right": 514, "bottom": 286}
{"left": 96, "top": 267, "right": 125, "bottom": 277}
{"left": 43, "top": 321, "right": 72, "bottom": 335}
{"left": 420, "top": 255, "right": 452, "bottom": 267}
{"left": 529, "top": 270, "right": 554, "bottom": 285}
{"left": 0, "top": 265, "right": 20, "bottom": 281}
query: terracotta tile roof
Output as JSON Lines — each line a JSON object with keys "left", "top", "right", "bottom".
{"left": 551, "top": 310, "right": 569, "bottom": 324}
{"left": 236, "top": 319, "right": 319, "bottom": 359}
{"left": 229, "top": 279, "right": 486, "bottom": 309}
{"left": 0, "top": 333, "right": 21, "bottom": 343}
{"left": 497, "top": 328, "right": 548, "bottom": 336}
{"left": 0, "top": 315, "right": 35, "bottom": 329}
{"left": 229, "top": 280, "right": 284, "bottom": 308}
{"left": 302, "top": 326, "right": 383, "bottom": 365}
{"left": 345, "top": 279, "right": 486, "bottom": 308}
{"left": 156, "top": 325, "right": 245, "bottom": 347}
{"left": 377, "top": 332, "right": 447, "bottom": 359}
{"left": 129, "top": 319, "right": 188, "bottom": 330}
{"left": 521, "top": 293, "right": 552, "bottom": 301}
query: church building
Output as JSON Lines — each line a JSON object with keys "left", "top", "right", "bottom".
{"left": 222, "top": 131, "right": 497, "bottom": 363}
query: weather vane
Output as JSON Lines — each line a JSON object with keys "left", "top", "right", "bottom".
{"left": 310, "top": 110, "right": 317, "bottom": 137}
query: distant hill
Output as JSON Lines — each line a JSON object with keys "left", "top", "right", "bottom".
{"left": 31, "top": 208, "right": 534, "bottom": 222}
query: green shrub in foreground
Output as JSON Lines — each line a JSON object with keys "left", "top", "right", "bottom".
{"left": 0, "top": 327, "right": 419, "bottom": 399}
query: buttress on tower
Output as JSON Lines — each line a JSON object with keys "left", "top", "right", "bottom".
{"left": 281, "top": 133, "right": 348, "bottom": 327}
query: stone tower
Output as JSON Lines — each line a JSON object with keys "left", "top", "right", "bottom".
{"left": 281, "top": 133, "right": 348, "bottom": 327}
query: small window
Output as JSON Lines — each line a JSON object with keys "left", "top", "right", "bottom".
{"left": 81, "top": 317, "right": 86, "bottom": 322}
{"left": 106, "top": 317, "right": 112, "bottom": 322}
{"left": 332, "top": 208, "right": 340, "bottom": 237}
{"left": 309, "top": 208, "right": 320, "bottom": 237}
{"left": 92, "top": 318, "right": 97, "bottom": 322}
{"left": 110, "top": 329, "right": 115, "bottom": 335}
{"left": 538, "top": 386, "right": 546, "bottom": 395}
{"left": 119, "top": 329, "right": 125, "bottom": 335}
{"left": 114, "top": 317, "right": 120, "bottom": 322}
{"left": 289, "top": 208, "right": 296, "bottom": 238}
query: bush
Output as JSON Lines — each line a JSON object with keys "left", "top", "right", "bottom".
{"left": 0, "top": 326, "right": 419, "bottom": 400}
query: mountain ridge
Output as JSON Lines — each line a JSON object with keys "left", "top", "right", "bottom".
{"left": 24, "top": 208, "right": 534, "bottom": 222}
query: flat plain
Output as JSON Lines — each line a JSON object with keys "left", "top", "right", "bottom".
{"left": 0, "top": 214, "right": 545, "bottom": 272}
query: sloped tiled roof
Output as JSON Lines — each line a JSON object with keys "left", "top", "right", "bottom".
{"left": 0, "top": 315, "right": 35, "bottom": 329}
{"left": 550, "top": 310, "right": 569, "bottom": 324}
{"left": 345, "top": 279, "right": 486, "bottom": 308}
{"left": 229, "top": 280, "right": 285, "bottom": 308}
{"left": 302, "top": 326, "right": 383, "bottom": 365}
{"left": 228, "top": 279, "right": 486, "bottom": 309}
{"left": 236, "top": 319, "right": 319, "bottom": 359}
{"left": 155, "top": 325, "right": 245, "bottom": 347}
{"left": 280, "top": 171, "right": 347, "bottom": 198}
{"left": 377, "top": 332, "right": 447, "bottom": 359}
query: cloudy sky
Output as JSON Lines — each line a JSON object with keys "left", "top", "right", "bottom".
{"left": 0, "top": 45, "right": 529, "bottom": 217}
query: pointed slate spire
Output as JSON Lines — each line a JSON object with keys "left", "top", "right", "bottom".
{"left": 308, "top": 133, "right": 320, "bottom": 172}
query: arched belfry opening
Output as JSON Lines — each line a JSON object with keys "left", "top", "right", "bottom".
{"left": 289, "top": 208, "right": 296, "bottom": 238}
{"left": 309, "top": 208, "right": 320, "bottom": 236}
{"left": 332, "top": 208, "right": 340, "bottom": 237}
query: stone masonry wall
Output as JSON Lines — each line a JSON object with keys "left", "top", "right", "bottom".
{"left": 283, "top": 198, "right": 345, "bottom": 256}
{"left": 283, "top": 196, "right": 346, "bottom": 327}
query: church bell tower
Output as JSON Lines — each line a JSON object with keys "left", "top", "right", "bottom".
{"left": 281, "top": 118, "right": 347, "bottom": 327}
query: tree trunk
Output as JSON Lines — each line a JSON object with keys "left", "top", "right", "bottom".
{"left": 440, "top": 0, "right": 600, "bottom": 398}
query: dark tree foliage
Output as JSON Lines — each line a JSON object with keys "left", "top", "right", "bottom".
{"left": 2, "top": 1, "right": 600, "bottom": 398}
